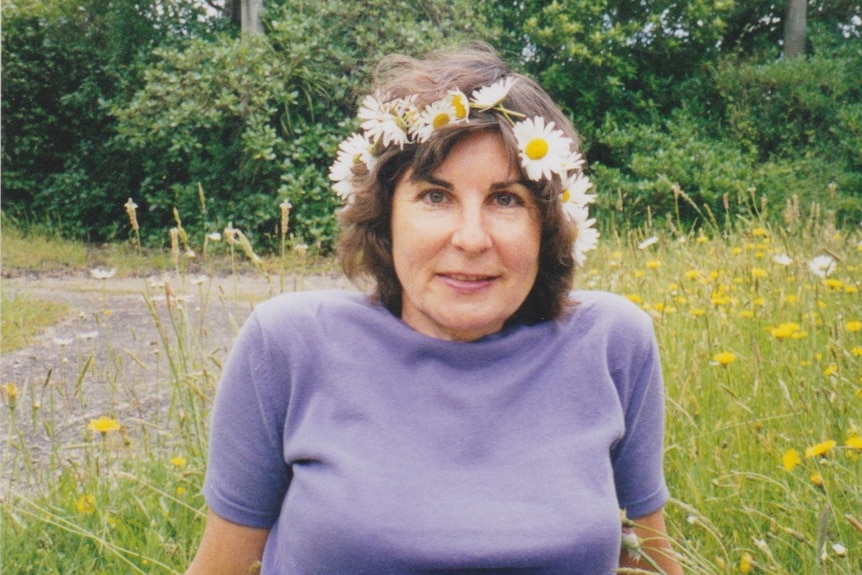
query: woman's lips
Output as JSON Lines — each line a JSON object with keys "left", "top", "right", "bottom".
{"left": 438, "top": 273, "right": 496, "bottom": 293}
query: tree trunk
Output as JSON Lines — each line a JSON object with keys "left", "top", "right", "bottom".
{"left": 242, "top": 0, "right": 264, "bottom": 35}
{"left": 783, "top": 0, "right": 807, "bottom": 59}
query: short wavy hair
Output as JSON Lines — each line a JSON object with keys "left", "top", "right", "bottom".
{"left": 337, "top": 42, "right": 581, "bottom": 325}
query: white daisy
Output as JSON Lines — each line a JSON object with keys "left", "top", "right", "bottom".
{"left": 561, "top": 150, "right": 586, "bottom": 174}
{"left": 567, "top": 204, "right": 600, "bottom": 266}
{"left": 90, "top": 267, "right": 116, "bottom": 280}
{"left": 512, "top": 116, "right": 573, "bottom": 181}
{"left": 638, "top": 236, "right": 659, "bottom": 250}
{"left": 470, "top": 77, "right": 517, "bottom": 110}
{"left": 807, "top": 254, "right": 836, "bottom": 278}
{"left": 410, "top": 98, "right": 461, "bottom": 143}
{"left": 772, "top": 253, "right": 793, "bottom": 266}
{"left": 448, "top": 89, "right": 470, "bottom": 120}
{"left": 561, "top": 173, "right": 595, "bottom": 208}
{"left": 329, "top": 132, "right": 376, "bottom": 202}
{"left": 358, "top": 93, "right": 412, "bottom": 149}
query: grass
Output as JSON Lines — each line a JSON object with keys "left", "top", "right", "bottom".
{"left": 1, "top": 291, "right": 71, "bottom": 352}
{"left": 1, "top": 205, "right": 860, "bottom": 574}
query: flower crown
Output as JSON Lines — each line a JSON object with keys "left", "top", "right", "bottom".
{"left": 329, "top": 77, "right": 599, "bottom": 265}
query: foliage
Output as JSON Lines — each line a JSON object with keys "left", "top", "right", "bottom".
{"left": 1, "top": 290, "right": 70, "bottom": 352}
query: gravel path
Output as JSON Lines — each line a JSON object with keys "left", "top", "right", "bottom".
{"left": 0, "top": 271, "right": 353, "bottom": 490}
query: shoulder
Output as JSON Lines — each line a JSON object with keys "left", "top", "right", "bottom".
{"left": 251, "top": 289, "right": 374, "bottom": 326}
{"left": 567, "top": 290, "right": 655, "bottom": 334}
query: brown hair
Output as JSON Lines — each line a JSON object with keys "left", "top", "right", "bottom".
{"left": 337, "top": 42, "right": 581, "bottom": 325}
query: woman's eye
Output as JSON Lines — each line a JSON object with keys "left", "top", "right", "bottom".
{"left": 493, "top": 192, "right": 521, "bottom": 207}
{"left": 423, "top": 190, "right": 448, "bottom": 204}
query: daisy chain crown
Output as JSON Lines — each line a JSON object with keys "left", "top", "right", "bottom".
{"left": 329, "top": 77, "right": 599, "bottom": 265}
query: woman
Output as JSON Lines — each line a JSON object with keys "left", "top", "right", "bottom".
{"left": 187, "top": 42, "right": 682, "bottom": 574}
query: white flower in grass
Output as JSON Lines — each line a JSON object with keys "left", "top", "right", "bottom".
{"left": 513, "top": 117, "right": 573, "bottom": 182}
{"left": 638, "top": 236, "right": 659, "bottom": 250}
{"left": 329, "top": 132, "right": 377, "bottom": 201}
{"left": 807, "top": 254, "right": 836, "bottom": 278}
{"left": 206, "top": 232, "right": 222, "bottom": 242}
{"left": 772, "top": 253, "right": 793, "bottom": 266}
{"left": 410, "top": 95, "right": 469, "bottom": 143}
{"left": 358, "top": 93, "right": 413, "bottom": 149}
{"left": 77, "top": 331, "right": 99, "bottom": 340}
{"left": 53, "top": 337, "right": 74, "bottom": 347}
{"left": 470, "top": 77, "right": 517, "bottom": 110}
{"left": 90, "top": 267, "right": 116, "bottom": 280}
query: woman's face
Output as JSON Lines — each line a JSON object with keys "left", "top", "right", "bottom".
{"left": 391, "top": 131, "right": 542, "bottom": 341}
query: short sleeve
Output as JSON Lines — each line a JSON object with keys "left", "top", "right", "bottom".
{"left": 202, "top": 311, "right": 292, "bottom": 529}
{"left": 609, "top": 312, "right": 669, "bottom": 519}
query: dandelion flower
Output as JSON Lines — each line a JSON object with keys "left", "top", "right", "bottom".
{"left": 782, "top": 449, "right": 801, "bottom": 472}
{"left": 645, "top": 260, "right": 662, "bottom": 269}
{"left": 170, "top": 456, "right": 188, "bottom": 467}
{"left": 739, "top": 551, "right": 754, "bottom": 574}
{"left": 712, "top": 352, "right": 736, "bottom": 366}
{"left": 470, "top": 77, "right": 517, "bottom": 110}
{"left": 87, "top": 416, "right": 120, "bottom": 435}
{"left": 807, "top": 255, "right": 836, "bottom": 278}
{"left": 805, "top": 439, "right": 836, "bottom": 459}
{"left": 512, "top": 116, "right": 573, "bottom": 181}
{"left": 770, "top": 322, "right": 801, "bottom": 340}
{"left": 751, "top": 267, "right": 768, "bottom": 278}
{"left": 846, "top": 320, "right": 862, "bottom": 332}
{"left": 846, "top": 437, "right": 862, "bottom": 450}
{"left": 810, "top": 471, "right": 824, "bottom": 487}
{"left": 76, "top": 494, "right": 96, "bottom": 515}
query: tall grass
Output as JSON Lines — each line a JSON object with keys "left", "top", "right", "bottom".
{"left": 1, "top": 199, "right": 860, "bottom": 574}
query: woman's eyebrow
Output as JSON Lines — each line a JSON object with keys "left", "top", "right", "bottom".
{"left": 491, "top": 179, "right": 529, "bottom": 191}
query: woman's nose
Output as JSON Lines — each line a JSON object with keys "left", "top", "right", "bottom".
{"left": 450, "top": 205, "right": 492, "bottom": 253}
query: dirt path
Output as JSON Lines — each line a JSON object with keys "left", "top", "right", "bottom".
{"left": 1, "top": 271, "right": 353, "bottom": 489}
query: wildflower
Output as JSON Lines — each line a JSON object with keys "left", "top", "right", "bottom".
{"left": 177, "top": 486, "right": 186, "bottom": 496}
{"left": 358, "top": 92, "right": 413, "bottom": 149}
{"left": 626, "top": 294, "right": 642, "bottom": 304}
{"left": 561, "top": 172, "right": 595, "bottom": 209}
{"left": 2, "top": 383, "right": 19, "bottom": 411}
{"left": 329, "top": 132, "right": 377, "bottom": 201}
{"left": 87, "top": 416, "right": 120, "bottom": 436}
{"left": 752, "top": 227, "right": 768, "bottom": 237}
{"left": 712, "top": 352, "right": 736, "bottom": 366}
{"left": 782, "top": 449, "right": 801, "bottom": 472}
{"left": 805, "top": 439, "right": 836, "bottom": 459}
{"left": 772, "top": 253, "right": 793, "bottom": 266}
{"left": 846, "top": 320, "right": 862, "bottom": 332}
{"left": 645, "top": 260, "right": 661, "bottom": 270}
{"left": 831, "top": 543, "right": 847, "bottom": 557}
{"left": 223, "top": 223, "right": 238, "bottom": 245}
{"left": 846, "top": 437, "right": 862, "bottom": 450}
{"left": 770, "top": 322, "right": 801, "bottom": 340}
{"left": 696, "top": 235, "right": 709, "bottom": 244}
{"left": 823, "top": 364, "right": 838, "bottom": 377}
{"left": 512, "top": 116, "right": 573, "bottom": 181}
{"left": 568, "top": 204, "right": 599, "bottom": 266}
{"left": 810, "top": 471, "right": 824, "bottom": 487}
{"left": 90, "top": 267, "right": 116, "bottom": 280}
{"left": 851, "top": 346, "right": 862, "bottom": 357}
{"left": 823, "top": 278, "right": 844, "bottom": 290}
{"left": 279, "top": 200, "right": 292, "bottom": 237}
{"left": 638, "top": 236, "right": 659, "bottom": 250}
{"left": 783, "top": 294, "right": 798, "bottom": 304}
{"left": 807, "top": 255, "right": 836, "bottom": 278}
{"left": 739, "top": 551, "right": 754, "bottom": 573}
{"left": 76, "top": 494, "right": 96, "bottom": 515}
{"left": 731, "top": 247, "right": 743, "bottom": 255}
{"left": 124, "top": 198, "right": 139, "bottom": 231}
{"left": 690, "top": 308, "right": 705, "bottom": 317}
{"left": 470, "top": 77, "right": 517, "bottom": 110}
{"left": 170, "top": 456, "right": 188, "bottom": 467}
{"left": 53, "top": 337, "right": 74, "bottom": 347}
{"left": 206, "top": 232, "right": 222, "bottom": 242}
{"left": 751, "top": 267, "right": 768, "bottom": 278}
{"left": 411, "top": 95, "right": 469, "bottom": 142}
{"left": 77, "top": 331, "right": 99, "bottom": 340}
{"left": 620, "top": 528, "right": 641, "bottom": 560}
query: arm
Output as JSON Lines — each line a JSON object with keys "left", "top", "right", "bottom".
{"left": 186, "top": 510, "right": 270, "bottom": 575}
{"left": 618, "top": 507, "right": 683, "bottom": 575}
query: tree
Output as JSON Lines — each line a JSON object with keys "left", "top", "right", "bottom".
{"left": 784, "top": 0, "right": 808, "bottom": 58}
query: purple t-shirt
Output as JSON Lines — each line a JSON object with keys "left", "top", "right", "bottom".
{"left": 203, "top": 290, "right": 668, "bottom": 574}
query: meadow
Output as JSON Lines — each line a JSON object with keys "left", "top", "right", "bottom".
{"left": 1, "top": 197, "right": 860, "bottom": 574}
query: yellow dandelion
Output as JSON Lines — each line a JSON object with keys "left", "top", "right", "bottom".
{"left": 782, "top": 449, "right": 801, "bottom": 472}
{"left": 627, "top": 294, "right": 642, "bottom": 304}
{"left": 645, "top": 260, "right": 661, "bottom": 270}
{"left": 739, "top": 551, "right": 754, "bottom": 574}
{"left": 805, "top": 439, "right": 836, "bottom": 459}
{"left": 770, "top": 322, "right": 801, "bottom": 340}
{"left": 846, "top": 320, "right": 862, "bottom": 332}
{"left": 87, "top": 416, "right": 120, "bottom": 435}
{"left": 176, "top": 486, "right": 186, "bottom": 496}
{"left": 684, "top": 270, "right": 700, "bottom": 280}
{"left": 712, "top": 352, "right": 736, "bottom": 366}
{"left": 846, "top": 437, "right": 862, "bottom": 450}
{"left": 824, "top": 278, "right": 844, "bottom": 290}
{"left": 823, "top": 364, "right": 838, "bottom": 377}
{"left": 783, "top": 294, "right": 798, "bottom": 304}
{"left": 751, "top": 268, "right": 768, "bottom": 278}
{"left": 170, "top": 456, "right": 188, "bottom": 467}
{"left": 76, "top": 494, "right": 96, "bottom": 515}
{"left": 740, "top": 310, "right": 755, "bottom": 318}
{"left": 844, "top": 285, "right": 858, "bottom": 294}
{"left": 851, "top": 346, "right": 862, "bottom": 357}
{"left": 689, "top": 308, "right": 706, "bottom": 317}
{"left": 2, "top": 383, "right": 19, "bottom": 409}
{"left": 696, "top": 235, "right": 709, "bottom": 244}
{"left": 752, "top": 227, "right": 768, "bottom": 237}
{"left": 810, "top": 471, "right": 824, "bottom": 487}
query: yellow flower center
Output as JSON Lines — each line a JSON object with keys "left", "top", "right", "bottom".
{"left": 452, "top": 95, "right": 467, "bottom": 119}
{"left": 525, "top": 138, "right": 549, "bottom": 160}
{"left": 432, "top": 113, "right": 451, "bottom": 130}
{"left": 561, "top": 189, "right": 570, "bottom": 203}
